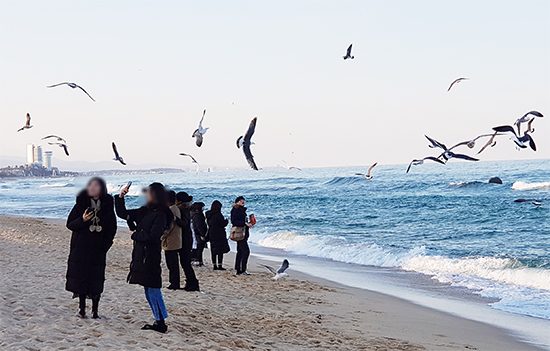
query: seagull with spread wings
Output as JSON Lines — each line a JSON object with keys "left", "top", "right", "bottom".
{"left": 17, "top": 113, "right": 33, "bottom": 132}
{"left": 258, "top": 259, "right": 290, "bottom": 280}
{"left": 237, "top": 117, "right": 258, "bottom": 170}
{"left": 514, "top": 110, "right": 543, "bottom": 135}
{"left": 42, "top": 135, "right": 66, "bottom": 143}
{"left": 356, "top": 162, "right": 378, "bottom": 180}
{"left": 179, "top": 153, "right": 200, "bottom": 174}
{"left": 112, "top": 142, "right": 126, "bottom": 165}
{"left": 406, "top": 157, "right": 446, "bottom": 173}
{"left": 47, "top": 82, "right": 96, "bottom": 102}
{"left": 477, "top": 132, "right": 499, "bottom": 155}
{"left": 343, "top": 44, "right": 354, "bottom": 60}
{"left": 191, "top": 109, "right": 209, "bottom": 147}
{"left": 492, "top": 125, "right": 536, "bottom": 151}
{"left": 425, "top": 135, "right": 480, "bottom": 163}
{"left": 49, "top": 142, "right": 69, "bottom": 156}
{"left": 282, "top": 160, "right": 301, "bottom": 171}
{"left": 447, "top": 77, "right": 469, "bottom": 92}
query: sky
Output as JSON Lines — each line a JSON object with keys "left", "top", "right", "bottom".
{"left": 1, "top": 0, "right": 549, "bottom": 171}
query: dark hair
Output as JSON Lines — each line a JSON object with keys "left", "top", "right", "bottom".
{"left": 191, "top": 202, "right": 205, "bottom": 212}
{"left": 87, "top": 177, "right": 108, "bottom": 197}
{"left": 148, "top": 182, "right": 167, "bottom": 207}
{"left": 176, "top": 191, "right": 193, "bottom": 203}
{"left": 167, "top": 190, "right": 176, "bottom": 205}
{"left": 211, "top": 200, "right": 222, "bottom": 213}
{"left": 235, "top": 196, "right": 245, "bottom": 204}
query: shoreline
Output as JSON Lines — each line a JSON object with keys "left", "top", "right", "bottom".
{"left": 0, "top": 214, "right": 546, "bottom": 350}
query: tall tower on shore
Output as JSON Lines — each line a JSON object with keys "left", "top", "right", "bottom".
{"left": 26, "top": 144, "right": 35, "bottom": 165}
{"left": 43, "top": 151, "right": 53, "bottom": 170}
{"left": 34, "top": 146, "right": 43, "bottom": 166}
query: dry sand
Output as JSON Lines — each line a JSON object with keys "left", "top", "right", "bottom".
{"left": 0, "top": 215, "right": 543, "bottom": 351}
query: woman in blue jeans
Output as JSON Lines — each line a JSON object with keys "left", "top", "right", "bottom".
{"left": 231, "top": 196, "right": 254, "bottom": 275}
{"left": 115, "top": 182, "right": 173, "bottom": 333}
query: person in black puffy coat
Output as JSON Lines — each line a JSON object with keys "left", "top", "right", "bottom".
{"left": 206, "top": 200, "right": 230, "bottom": 270}
{"left": 66, "top": 177, "right": 117, "bottom": 319}
{"left": 191, "top": 202, "right": 207, "bottom": 266}
{"left": 231, "top": 196, "right": 254, "bottom": 275}
{"left": 115, "top": 182, "right": 173, "bottom": 333}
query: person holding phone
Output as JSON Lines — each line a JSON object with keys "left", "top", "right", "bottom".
{"left": 231, "top": 196, "right": 254, "bottom": 275}
{"left": 66, "top": 177, "right": 117, "bottom": 319}
{"left": 115, "top": 182, "right": 173, "bottom": 333}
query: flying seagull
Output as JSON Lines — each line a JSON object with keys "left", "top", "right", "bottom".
{"left": 48, "top": 142, "right": 69, "bottom": 156}
{"left": 112, "top": 142, "right": 126, "bottom": 165}
{"left": 447, "top": 77, "right": 469, "bottom": 92}
{"left": 282, "top": 160, "right": 301, "bottom": 171}
{"left": 17, "top": 113, "right": 33, "bottom": 132}
{"left": 406, "top": 157, "right": 446, "bottom": 173}
{"left": 514, "top": 111, "right": 543, "bottom": 135}
{"left": 47, "top": 82, "right": 95, "bottom": 102}
{"left": 492, "top": 125, "right": 536, "bottom": 151}
{"left": 355, "top": 162, "right": 378, "bottom": 180}
{"left": 42, "top": 135, "right": 66, "bottom": 143}
{"left": 425, "top": 135, "right": 480, "bottom": 163}
{"left": 258, "top": 259, "right": 290, "bottom": 280}
{"left": 343, "top": 44, "right": 354, "bottom": 60}
{"left": 237, "top": 117, "right": 258, "bottom": 170}
{"left": 179, "top": 153, "right": 200, "bottom": 174}
{"left": 191, "top": 109, "right": 209, "bottom": 147}
{"left": 477, "top": 132, "right": 499, "bottom": 155}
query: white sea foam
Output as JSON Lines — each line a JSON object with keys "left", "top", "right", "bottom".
{"left": 39, "top": 182, "right": 73, "bottom": 188}
{"left": 511, "top": 181, "right": 550, "bottom": 191}
{"left": 107, "top": 183, "right": 141, "bottom": 196}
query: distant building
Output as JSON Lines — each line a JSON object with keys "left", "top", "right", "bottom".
{"left": 26, "top": 144, "right": 35, "bottom": 165}
{"left": 43, "top": 151, "right": 53, "bottom": 170}
{"left": 34, "top": 146, "right": 43, "bottom": 166}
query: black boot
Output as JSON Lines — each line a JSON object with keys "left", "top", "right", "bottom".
{"left": 213, "top": 265, "right": 219, "bottom": 270}
{"left": 217, "top": 265, "right": 226, "bottom": 271}
{"left": 92, "top": 297, "right": 100, "bottom": 319}
{"left": 142, "top": 320, "right": 167, "bottom": 333}
{"left": 78, "top": 295, "right": 86, "bottom": 318}
{"left": 183, "top": 280, "right": 200, "bottom": 292}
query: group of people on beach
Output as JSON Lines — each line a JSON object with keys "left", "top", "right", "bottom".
{"left": 65, "top": 177, "right": 255, "bottom": 333}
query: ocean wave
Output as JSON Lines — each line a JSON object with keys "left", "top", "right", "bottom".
{"left": 323, "top": 176, "right": 365, "bottom": 186}
{"left": 39, "top": 182, "right": 74, "bottom": 188}
{"left": 511, "top": 181, "right": 550, "bottom": 191}
{"left": 107, "top": 183, "right": 141, "bottom": 196}
{"left": 449, "top": 181, "right": 485, "bottom": 188}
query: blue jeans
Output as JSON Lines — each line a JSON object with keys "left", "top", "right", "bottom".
{"left": 144, "top": 287, "right": 168, "bottom": 321}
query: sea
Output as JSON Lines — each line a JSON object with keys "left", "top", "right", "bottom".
{"left": 1, "top": 159, "right": 549, "bottom": 347}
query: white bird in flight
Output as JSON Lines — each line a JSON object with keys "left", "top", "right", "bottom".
{"left": 179, "top": 153, "right": 200, "bottom": 174}
{"left": 48, "top": 142, "right": 69, "bottom": 156}
{"left": 192, "top": 109, "right": 209, "bottom": 147}
{"left": 355, "top": 162, "right": 377, "bottom": 180}
{"left": 17, "top": 113, "right": 33, "bottom": 132}
{"left": 492, "top": 125, "right": 536, "bottom": 151}
{"left": 282, "top": 160, "right": 301, "bottom": 171}
{"left": 513, "top": 110, "right": 543, "bottom": 135}
{"left": 258, "top": 259, "right": 290, "bottom": 280}
{"left": 447, "top": 77, "right": 469, "bottom": 92}
{"left": 47, "top": 82, "right": 96, "bottom": 102}
{"left": 42, "top": 135, "right": 66, "bottom": 143}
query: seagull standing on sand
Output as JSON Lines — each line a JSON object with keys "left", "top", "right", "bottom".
{"left": 259, "top": 259, "right": 290, "bottom": 280}
{"left": 237, "top": 117, "right": 258, "bottom": 170}
{"left": 514, "top": 111, "right": 544, "bottom": 135}
{"left": 355, "top": 162, "right": 378, "bottom": 180}
{"left": 343, "top": 44, "right": 354, "bottom": 60}
{"left": 179, "top": 153, "right": 200, "bottom": 174}
{"left": 447, "top": 78, "right": 469, "bottom": 92}
{"left": 282, "top": 160, "right": 301, "bottom": 171}
{"left": 492, "top": 125, "right": 536, "bottom": 151}
{"left": 48, "top": 142, "right": 69, "bottom": 156}
{"left": 112, "top": 142, "right": 126, "bottom": 165}
{"left": 17, "top": 113, "right": 33, "bottom": 132}
{"left": 47, "top": 82, "right": 96, "bottom": 102}
{"left": 192, "top": 109, "right": 209, "bottom": 147}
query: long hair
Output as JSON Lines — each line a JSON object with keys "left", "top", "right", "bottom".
{"left": 148, "top": 182, "right": 168, "bottom": 207}
{"left": 87, "top": 177, "right": 108, "bottom": 198}
{"left": 210, "top": 200, "right": 222, "bottom": 213}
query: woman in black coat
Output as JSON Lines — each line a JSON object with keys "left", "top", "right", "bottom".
{"left": 231, "top": 196, "right": 254, "bottom": 275}
{"left": 66, "top": 177, "right": 117, "bottom": 319}
{"left": 191, "top": 202, "right": 207, "bottom": 266}
{"left": 115, "top": 182, "right": 173, "bottom": 333}
{"left": 206, "top": 200, "right": 230, "bottom": 270}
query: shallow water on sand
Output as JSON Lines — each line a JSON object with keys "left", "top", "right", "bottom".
{"left": 1, "top": 159, "right": 549, "bottom": 321}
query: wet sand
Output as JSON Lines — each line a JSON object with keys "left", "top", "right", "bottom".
{"left": 0, "top": 215, "right": 543, "bottom": 350}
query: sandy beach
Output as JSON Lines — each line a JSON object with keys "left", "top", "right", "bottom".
{"left": 0, "top": 215, "right": 543, "bottom": 351}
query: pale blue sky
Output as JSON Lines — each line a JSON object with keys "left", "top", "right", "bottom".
{"left": 1, "top": 0, "right": 549, "bottom": 170}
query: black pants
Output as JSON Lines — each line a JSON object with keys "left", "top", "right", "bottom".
{"left": 211, "top": 249, "right": 224, "bottom": 266}
{"left": 195, "top": 241, "right": 206, "bottom": 264}
{"left": 235, "top": 240, "right": 250, "bottom": 273}
{"left": 79, "top": 294, "right": 99, "bottom": 313}
{"left": 165, "top": 247, "right": 198, "bottom": 288}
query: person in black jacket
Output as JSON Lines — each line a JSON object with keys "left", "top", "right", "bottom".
{"left": 206, "top": 200, "right": 230, "bottom": 270}
{"left": 115, "top": 182, "right": 173, "bottom": 333}
{"left": 191, "top": 202, "right": 207, "bottom": 267}
{"left": 231, "top": 196, "right": 254, "bottom": 275}
{"left": 66, "top": 177, "right": 117, "bottom": 319}
{"left": 175, "top": 192, "right": 200, "bottom": 291}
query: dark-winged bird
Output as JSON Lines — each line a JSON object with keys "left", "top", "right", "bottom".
{"left": 355, "top": 162, "right": 378, "bottom": 180}
{"left": 42, "top": 135, "right": 66, "bottom": 143}
{"left": 258, "top": 259, "right": 290, "bottom": 280}
{"left": 447, "top": 78, "right": 469, "bottom": 92}
{"left": 17, "top": 113, "right": 33, "bottom": 132}
{"left": 406, "top": 157, "right": 446, "bottom": 173}
{"left": 112, "top": 142, "right": 126, "bottom": 165}
{"left": 425, "top": 135, "right": 480, "bottom": 163}
{"left": 514, "top": 111, "right": 543, "bottom": 135}
{"left": 492, "top": 126, "right": 536, "bottom": 151}
{"left": 48, "top": 142, "right": 69, "bottom": 156}
{"left": 237, "top": 117, "right": 258, "bottom": 170}
{"left": 343, "top": 44, "right": 354, "bottom": 60}
{"left": 47, "top": 82, "right": 96, "bottom": 102}
{"left": 179, "top": 153, "right": 200, "bottom": 174}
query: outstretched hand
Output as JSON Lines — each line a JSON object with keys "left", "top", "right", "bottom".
{"left": 120, "top": 185, "right": 130, "bottom": 198}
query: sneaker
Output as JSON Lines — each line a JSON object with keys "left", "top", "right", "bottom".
{"left": 243, "top": 271, "right": 250, "bottom": 275}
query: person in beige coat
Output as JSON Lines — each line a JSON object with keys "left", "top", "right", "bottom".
{"left": 162, "top": 191, "right": 183, "bottom": 290}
